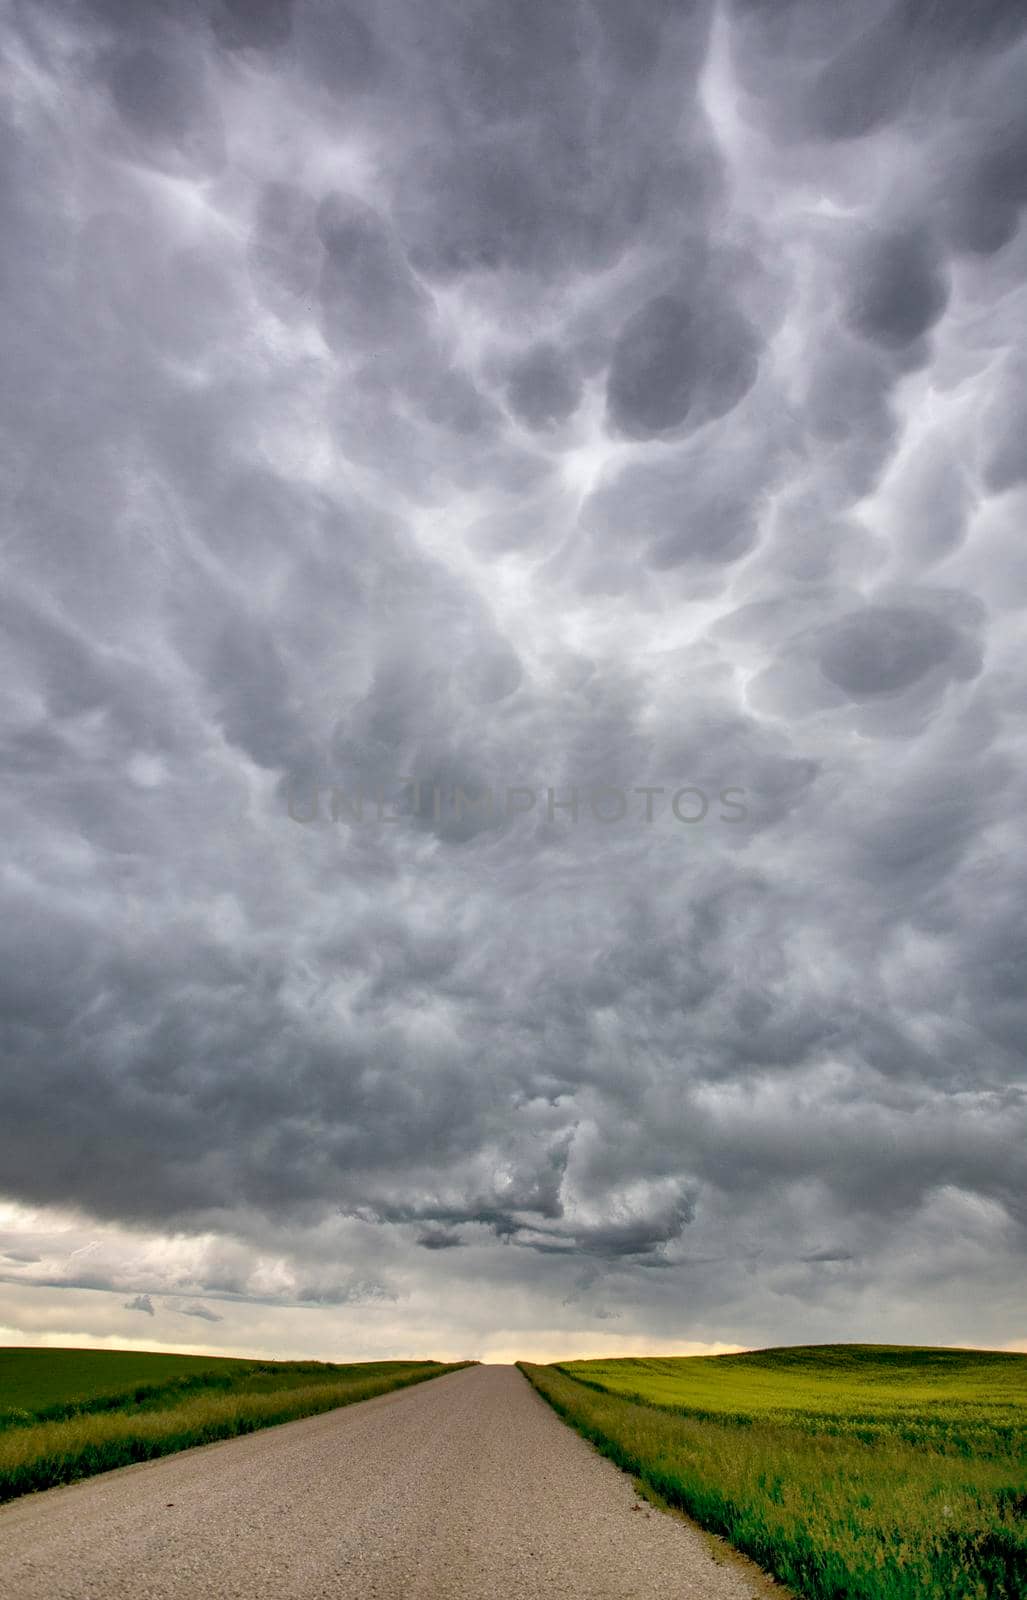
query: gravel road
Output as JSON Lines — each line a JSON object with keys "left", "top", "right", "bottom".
{"left": 0, "top": 1364, "right": 777, "bottom": 1600}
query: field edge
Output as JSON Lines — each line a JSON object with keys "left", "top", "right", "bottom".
{"left": 516, "top": 1361, "right": 790, "bottom": 1599}
{"left": 0, "top": 1359, "right": 474, "bottom": 1506}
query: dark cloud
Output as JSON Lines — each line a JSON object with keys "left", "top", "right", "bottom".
{"left": 896, "top": 0, "right": 1027, "bottom": 57}
{"left": 393, "top": 1, "right": 718, "bottom": 280}
{"left": 0, "top": 0, "right": 1023, "bottom": 1358}
{"left": 505, "top": 344, "right": 582, "bottom": 431}
{"left": 105, "top": 43, "right": 226, "bottom": 172}
{"left": 978, "top": 357, "right": 1027, "bottom": 495}
{"left": 818, "top": 606, "right": 964, "bottom": 697}
{"left": 317, "top": 192, "right": 430, "bottom": 354}
{"left": 107, "top": 47, "right": 196, "bottom": 140}
{"left": 293, "top": 2, "right": 382, "bottom": 96}
{"left": 744, "top": 591, "right": 985, "bottom": 736}
{"left": 178, "top": 1301, "right": 222, "bottom": 1322}
{"left": 580, "top": 445, "right": 768, "bottom": 570}
{"left": 606, "top": 290, "right": 760, "bottom": 438}
{"left": 607, "top": 295, "right": 700, "bottom": 437}
{"left": 732, "top": 0, "right": 1027, "bottom": 147}
{"left": 845, "top": 225, "right": 950, "bottom": 351}
{"left": 803, "top": 17, "right": 913, "bottom": 143}
{"left": 212, "top": 0, "right": 295, "bottom": 52}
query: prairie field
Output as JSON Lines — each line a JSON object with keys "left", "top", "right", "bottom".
{"left": 0, "top": 1347, "right": 468, "bottom": 1503}
{"left": 0, "top": 1347, "right": 256, "bottom": 1424}
{"left": 520, "top": 1345, "right": 1027, "bottom": 1600}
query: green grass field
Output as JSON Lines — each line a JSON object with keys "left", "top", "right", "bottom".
{"left": 520, "top": 1345, "right": 1027, "bottom": 1600}
{"left": 0, "top": 1347, "right": 469, "bottom": 1503}
{"left": 0, "top": 1347, "right": 257, "bottom": 1424}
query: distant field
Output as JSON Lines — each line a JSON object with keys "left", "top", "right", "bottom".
{"left": 0, "top": 1348, "right": 255, "bottom": 1423}
{"left": 0, "top": 1347, "right": 469, "bottom": 1503}
{"left": 561, "top": 1344, "right": 1027, "bottom": 1457}
{"left": 521, "top": 1345, "right": 1027, "bottom": 1600}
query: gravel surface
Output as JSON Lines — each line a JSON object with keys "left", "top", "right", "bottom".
{"left": 0, "top": 1364, "right": 778, "bottom": 1599}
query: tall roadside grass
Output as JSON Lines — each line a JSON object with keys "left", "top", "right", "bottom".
{"left": 519, "top": 1360, "right": 1027, "bottom": 1600}
{"left": 0, "top": 1362, "right": 470, "bottom": 1504}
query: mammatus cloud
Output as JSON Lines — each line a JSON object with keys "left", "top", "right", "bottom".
{"left": 0, "top": 0, "right": 1024, "bottom": 1360}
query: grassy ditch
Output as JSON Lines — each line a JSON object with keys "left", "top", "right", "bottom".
{"left": 519, "top": 1347, "right": 1027, "bottom": 1600}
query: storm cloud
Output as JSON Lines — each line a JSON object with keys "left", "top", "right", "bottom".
{"left": 0, "top": 0, "right": 1024, "bottom": 1360}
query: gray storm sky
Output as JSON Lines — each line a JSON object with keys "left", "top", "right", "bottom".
{"left": 0, "top": 0, "right": 1025, "bottom": 1362}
